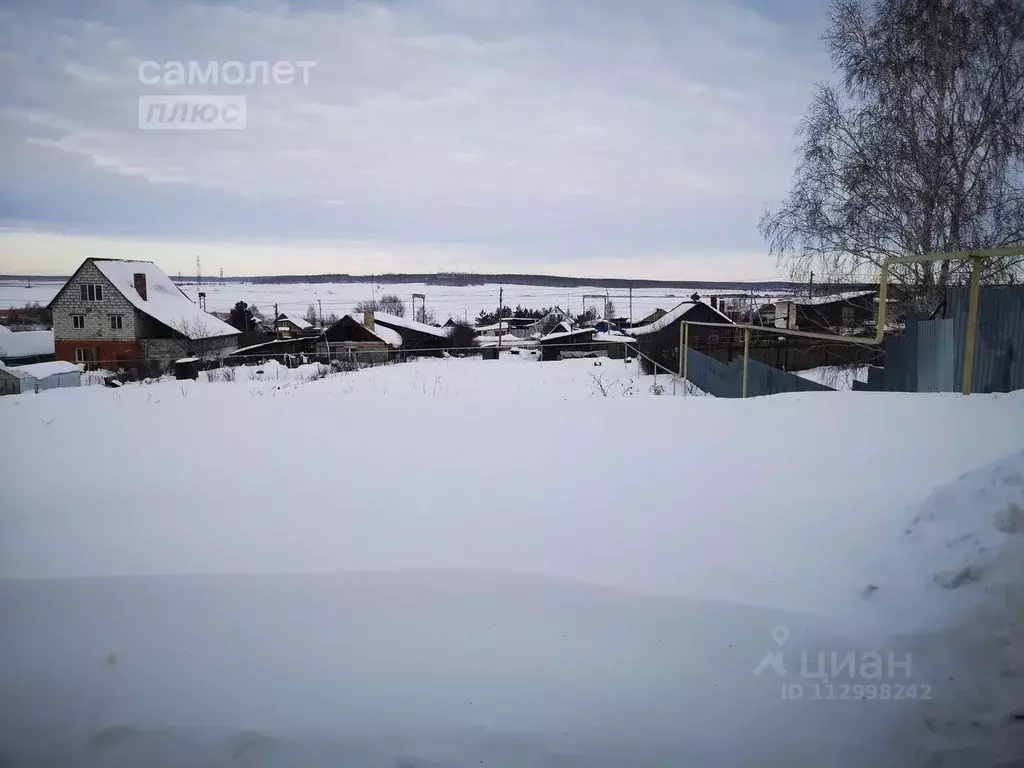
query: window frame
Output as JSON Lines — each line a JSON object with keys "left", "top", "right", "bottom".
{"left": 80, "top": 284, "right": 104, "bottom": 302}
{"left": 109, "top": 314, "right": 123, "bottom": 331}
{"left": 72, "top": 314, "right": 85, "bottom": 330}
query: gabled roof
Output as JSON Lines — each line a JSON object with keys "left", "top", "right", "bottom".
{"left": 371, "top": 311, "right": 451, "bottom": 339}
{"left": 628, "top": 300, "right": 732, "bottom": 337}
{"left": 323, "top": 315, "right": 403, "bottom": 348}
{"left": 539, "top": 328, "right": 597, "bottom": 343}
{"left": 50, "top": 259, "right": 238, "bottom": 340}
{"left": 278, "top": 313, "right": 313, "bottom": 330}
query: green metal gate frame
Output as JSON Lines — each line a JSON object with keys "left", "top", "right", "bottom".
{"left": 677, "top": 246, "right": 1024, "bottom": 397}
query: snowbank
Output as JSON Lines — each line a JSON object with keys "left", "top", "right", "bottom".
{"left": 1, "top": 358, "right": 1023, "bottom": 765}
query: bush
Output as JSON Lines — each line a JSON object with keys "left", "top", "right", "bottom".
{"left": 445, "top": 321, "right": 477, "bottom": 353}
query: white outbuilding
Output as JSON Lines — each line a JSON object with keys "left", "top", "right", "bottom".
{"left": 0, "top": 361, "right": 83, "bottom": 395}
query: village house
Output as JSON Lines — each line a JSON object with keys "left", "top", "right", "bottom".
{"left": 370, "top": 311, "right": 453, "bottom": 353}
{"left": 773, "top": 290, "right": 878, "bottom": 332}
{"left": 319, "top": 312, "right": 403, "bottom": 364}
{"left": 47, "top": 258, "right": 240, "bottom": 375}
{"left": 275, "top": 313, "right": 314, "bottom": 338}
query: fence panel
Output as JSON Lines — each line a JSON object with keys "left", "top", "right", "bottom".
{"left": 743, "top": 358, "right": 834, "bottom": 396}
{"left": 916, "top": 317, "right": 957, "bottom": 392}
{"left": 944, "top": 286, "right": 1024, "bottom": 394}
{"left": 684, "top": 348, "right": 737, "bottom": 397}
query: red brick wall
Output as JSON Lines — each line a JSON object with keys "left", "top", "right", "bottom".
{"left": 55, "top": 340, "right": 140, "bottom": 370}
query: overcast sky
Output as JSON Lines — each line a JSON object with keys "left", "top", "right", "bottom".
{"left": 0, "top": 0, "right": 831, "bottom": 278}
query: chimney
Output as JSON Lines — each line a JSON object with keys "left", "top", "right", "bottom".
{"left": 364, "top": 310, "right": 375, "bottom": 331}
{"left": 133, "top": 273, "right": 147, "bottom": 300}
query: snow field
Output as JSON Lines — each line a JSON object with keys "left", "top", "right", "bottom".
{"left": 1, "top": 355, "right": 1023, "bottom": 765}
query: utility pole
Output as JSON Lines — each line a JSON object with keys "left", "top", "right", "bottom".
{"left": 274, "top": 302, "right": 279, "bottom": 337}
{"left": 629, "top": 284, "right": 633, "bottom": 325}
{"left": 318, "top": 299, "right": 323, "bottom": 327}
{"left": 497, "top": 287, "right": 504, "bottom": 353}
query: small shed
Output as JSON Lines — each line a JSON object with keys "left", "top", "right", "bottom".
{"left": 0, "top": 360, "right": 82, "bottom": 395}
{"left": 174, "top": 357, "right": 201, "bottom": 380}
{"left": 538, "top": 328, "right": 598, "bottom": 361}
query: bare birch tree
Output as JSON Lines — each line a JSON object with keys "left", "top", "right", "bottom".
{"left": 761, "top": 0, "right": 1024, "bottom": 301}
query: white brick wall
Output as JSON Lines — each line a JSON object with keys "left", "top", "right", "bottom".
{"left": 52, "top": 261, "right": 140, "bottom": 342}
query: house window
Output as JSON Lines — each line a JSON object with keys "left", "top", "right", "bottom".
{"left": 841, "top": 306, "right": 855, "bottom": 327}
{"left": 72, "top": 314, "right": 85, "bottom": 329}
{"left": 110, "top": 314, "right": 123, "bottom": 330}
{"left": 74, "top": 348, "right": 88, "bottom": 363}
{"left": 80, "top": 284, "right": 103, "bottom": 302}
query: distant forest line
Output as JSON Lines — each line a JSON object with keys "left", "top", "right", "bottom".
{"left": 1, "top": 272, "right": 876, "bottom": 293}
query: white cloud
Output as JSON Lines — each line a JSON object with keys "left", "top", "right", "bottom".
{"left": 0, "top": 0, "right": 829, "bottom": 276}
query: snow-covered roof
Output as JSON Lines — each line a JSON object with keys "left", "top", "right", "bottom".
{"left": 776, "top": 291, "right": 876, "bottom": 307}
{"left": 175, "top": 357, "right": 200, "bottom": 364}
{"left": 0, "top": 330, "right": 54, "bottom": 359}
{"left": 540, "top": 328, "right": 597, "bottom": 342}
{"left": 356, "top": 317, "right": 403, "bottom": 348}
{"left": 91, "top": 260, "right": 239, "bottom": 340}
{"left": 0, "top": 360, "right": 82, "bottom": 379}
{"left": 628, "top": 301, "right": 732, "bottom": 337}
{"left": 278, "top": 314, "right": 313, "bottom": 330}
{"left": 549, "top": 320, "right": 574, "bottom": 335}
{"left": 475, "top": 321, "right": 512, "bottom": 332}
{"left": 0, "top": 325, "right": 11, "bottom": 333}
{"left": 595, "top": 332, "right": 636, "bottom": 344}
{"left": 371, "top": 311, "right": 451, "bottom": 339}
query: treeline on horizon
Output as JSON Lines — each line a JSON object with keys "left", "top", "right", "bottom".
{"left": 4, "top": 271, "right": 876, "bottom": 292}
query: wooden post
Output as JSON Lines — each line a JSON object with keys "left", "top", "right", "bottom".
{"left": 962, "top": 255, "right": 982, "bottom": 395}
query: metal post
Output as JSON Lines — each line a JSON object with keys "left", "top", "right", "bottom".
{"left": 683, "top": 323, "right": 689, "bottom": 381}
{"left": 678, "top": 322, "right": 685, "bottom": 378}
{"left": 742, "top": 328, "right": 750, "bottom": 398}
{"left": 962, "top": 255, "right": 982, "bottom": 395}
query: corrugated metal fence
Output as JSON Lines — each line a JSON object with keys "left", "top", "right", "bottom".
{"left": 881, "top": 286, "right": 1024, "bottom": 394}
{"left": 684, "top": 348, "right": 834, "bottom": 398}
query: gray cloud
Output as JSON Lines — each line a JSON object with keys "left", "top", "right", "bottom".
{"left": 0, "top": 0, "right": 829, "bottom": 275}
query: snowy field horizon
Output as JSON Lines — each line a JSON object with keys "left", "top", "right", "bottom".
{"left": 2, "top": 274, "right": 808, "bottom": 323}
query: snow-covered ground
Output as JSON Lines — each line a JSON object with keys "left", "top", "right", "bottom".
{"left": 2, "top": 356, "right": 1023, "bottom": 766}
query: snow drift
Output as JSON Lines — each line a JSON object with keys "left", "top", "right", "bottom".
{"left": 1, "top": 358, "right": 1022, "bottom": 766}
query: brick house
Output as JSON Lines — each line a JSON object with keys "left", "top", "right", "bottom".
{"left": 48, "top": 258, "right": 240, "bottom": 375}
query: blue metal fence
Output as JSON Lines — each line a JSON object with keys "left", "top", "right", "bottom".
{"left": 684, "top": 349, "right": 834, "bottom": 398}
{"left": 883, "top": 286, "right": 1024, "bottom": 394}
